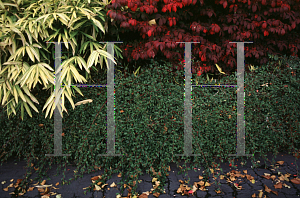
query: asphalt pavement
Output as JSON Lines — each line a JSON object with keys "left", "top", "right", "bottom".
{"left": 1, "top": 150, "right": 300, "bottom": 198}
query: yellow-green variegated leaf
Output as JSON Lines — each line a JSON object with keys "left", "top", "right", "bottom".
{"left": 53, "top": 87, "right": 63, "bottom": 111}
{"left": 2, "top": 89, "right": 11, "bottom": 106}
{"left": 57, "top": 13, "right": 70, "bottom": 26}
{"left": 6, "top": 80, "right": 12, "bottom": 91}
{"left": 90, "top": 16, "right": 105, "bottom": 34}
{"left": 16, "top": 65, "right": 34, "bottom": 87}
{"left": 25, "top": 46, "right": 35, "bottom": 62}
{"left": 28, "top": 45, "right": 40, "bottom": 62}
{"left": 69, "top": 64, "right": 86, "bottom": 83}
{"left": 62, "top": 34, "right": 69, "bottom": 49}
{"left": 9, "top": 100, "right": 16, "bottom": 115}
{"left": 72, "top": 85, "right": 84, "bottom": 97}
{"left": 76, "top": 56, "right": 87, "bottom": 71}
{"left": 33, "top": 66, "right": 39, "bottom": 88}
{"left": 21, "top": 85, "right": 39, "bottom": 104}
{"left": 23, "top": 100, "right": 32, "bottom": 117}
{"left": 23, "top": 94, "right": 39, "bottom": 113}
{"left": 13, "top": 85, "right": 18, "bottom": 104}
{"left": 44, "top": 99, "right": 53, "bottom": 118}
{"left": 58, "top": 33, "right": 62, "bottom": 45}
{"left": 15, "top": 84, "right": 26, "bottom": 102}
{"left": 38, "top": 68, "right": 49, "bottom": 86}
{"left": 21, "top": 102, "right": 24, "bottom": 120}
{"left": 42, "top": 92, "right": 54, "bottom": 112}
{"left": 24, "top": 29, "right": 33, "bottom": 45}
{"left": 63, "top": 88, "right": 75, "bottom": 110}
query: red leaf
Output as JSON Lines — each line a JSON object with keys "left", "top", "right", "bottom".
{"left": 172, "top": 4, "right": 177, "bottom": 12}
{"left": 131, "top": 5, "right": 137, "bottom": 12}
{"left": 160, "top": 44, "right": 164, "bottom": 51}
{"left": 167, "top": 4, "right": 172, "bottom": 12}
{"left": 223, "top": 1, "right": 227, "bottom": 8}
{"left": 252, "top": 5, "right": 257, "bottom": 12}
{"left": 178, "top": 33, "right": 182, "bottom": 40}
{"left": 169, "top": 18, "right": 173, "bottom": 27}
{"left": 162, "top": 7, "right": 167, "bottom": 12}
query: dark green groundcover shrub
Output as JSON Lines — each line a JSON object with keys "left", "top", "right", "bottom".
{"left": 0, "top": 53, "right": 299, "bottom": 197}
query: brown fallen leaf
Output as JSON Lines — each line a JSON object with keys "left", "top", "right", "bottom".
{"left": 16, "top": 179, "right": 23, "bottom": 185}
{"left": 27, "top": 187, "right": 34, "bottom": 191}
{"left": 41, "top": 180, "right": 46, "bottom": 185}
{"left": 37, "top": 188, "right": 44, "bottom": 192}
{"left": 178, "top": 179, "right": 184, "bottom": 184}
{"left": 264, "top": 185, "right": 272, "bottom": 193}
{"left": 276, "top": 161, "right": 284, "bottom": 165}
{"left": 139, "top": 193, "right": 148, "bottom": 198}
{"left": 153, "top": 192, "right": 160, "bottom": 197}
{"left": 40, "top": 187, "right": 50, "bottom": 196}
{"left": 274, "top": 182, "right": 282, "bottom": 189}
{"left": 291, "top": 178, "right": 300, "bottom": 184}
{"left": 91, "top": 176, "right": 100, "bottom": 181}
{"left": 55, "top": 182, "right": 59, "bottom": 186}
{"left": 271, "top": 190, "right": 278, "bottom": 195}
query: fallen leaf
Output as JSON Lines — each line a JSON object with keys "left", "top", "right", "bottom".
{"left": 94, "top": 185, "right": 101, "bottom": 191}
{"left": 75, "top": 99, "right": 93, "bottom": 106}
{"left": 91, "top": 176, "right": 100, "bottom": 181}
{"left": 291, "top": 178, "right": 300, "bottom": 184}
{"left": 139, "top": 193, "right": 148, "bottom": 198}
{"left": 271, "top": 190, "right": 278, "bottom": 195}
{"left": 27, "top": 187, "right": 34, "bottom": 191}
{"left": 270, "top": 175, "right": 276, "bottom": 180}
{"left": 258, "top": 190, "right": 263, "bottom": 198}
{"left": 264, "top": 185, "right": 272, "bottom": 193}
{"left": 41, "top": 180, "right": 46, "bottom": 185}
{"left": 276, "top": 161, "right": 284, "bottom": 165}
{"left": 274, "top": 182, "right": 282, "bottom": 189}
{"left": 40, "top": 187, "right": 50, "bottom": 196}
{"left": 110, "top": 182, "right": 117, "bottom": 187}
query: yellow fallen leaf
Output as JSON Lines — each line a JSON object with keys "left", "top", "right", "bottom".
{"left": 75, "top": 99, "right": 93, "bottom": 106}
{"left": 152, "top": 178, "right": 158, "bottom": 182}
{"left": 110, "top": 182, "right": 117, "bottom": 187}
{"left": 94, "top": 185, "right": 101, "bottom": 191}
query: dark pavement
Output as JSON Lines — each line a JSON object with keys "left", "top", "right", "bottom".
{"left": 1, "top": 151, "right": 300, "bottom": 198}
